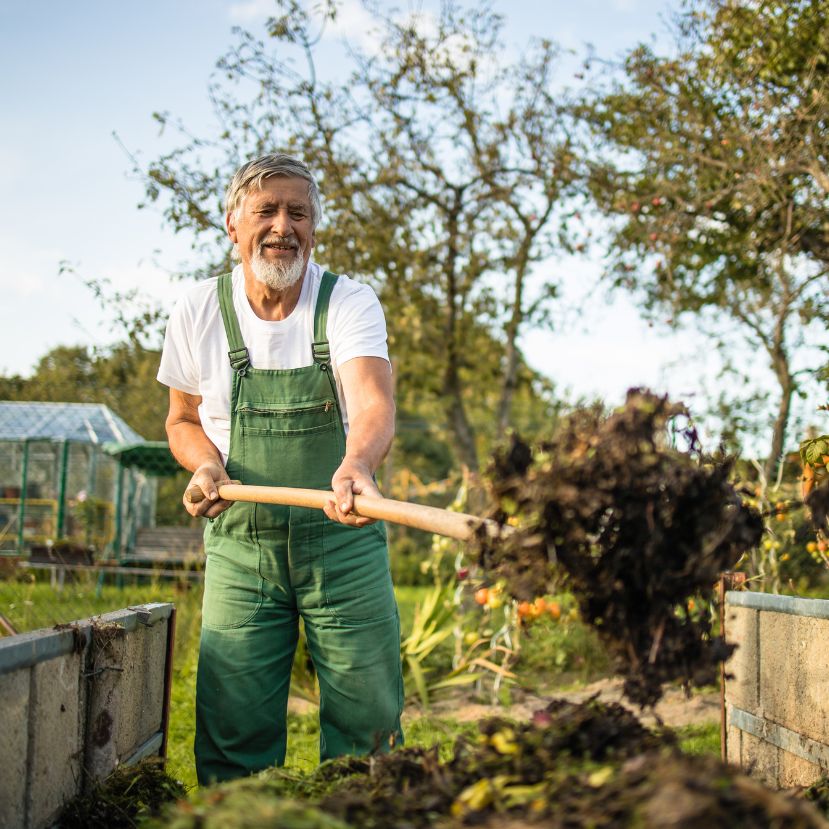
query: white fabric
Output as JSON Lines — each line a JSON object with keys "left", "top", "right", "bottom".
{"left": 157, "top": 262, "right": 389, "bottom": 462}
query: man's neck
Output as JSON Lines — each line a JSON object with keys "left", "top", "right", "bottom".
{"left": 242, "top": 266, "right": 306, "bottom": 321}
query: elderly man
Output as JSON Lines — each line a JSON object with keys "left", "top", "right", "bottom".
{"left": 157, "top": 153, "right": 403, "bottom": 784}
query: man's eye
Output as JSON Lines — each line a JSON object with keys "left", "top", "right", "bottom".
{"left": 290, "top": 211, "right": 307, "bottom": 219}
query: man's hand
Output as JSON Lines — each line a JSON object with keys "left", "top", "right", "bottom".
{"left": 183, "top": 460, "right": 235, "bottom": 519}
{"left": 324, "top": 458, "right": 381, "bottom": 527}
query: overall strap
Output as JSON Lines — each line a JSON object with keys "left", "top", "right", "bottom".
{"left": 312, "top": 271, "right": 338, "bottom": 367}
{"left": 217, "top": 273, "right": 251, "bottom": 376}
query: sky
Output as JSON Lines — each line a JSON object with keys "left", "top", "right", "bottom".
{"left": 0, "top": 0, "right": 814, "bottom": 454}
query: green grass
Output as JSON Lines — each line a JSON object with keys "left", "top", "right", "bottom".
{"left": 674, "top": 721, "right": 721, "bottom": 756}
{"left": 0, "top": 574, "right": 435, "bottom": 790}
{"left": 0, "top": 575, "right": 622, "bottom": 791}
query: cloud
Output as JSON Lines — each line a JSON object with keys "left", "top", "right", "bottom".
{"left": 323, "top": 0, "right": 384, "bottom": 51}
{"left": 228, "top": 0, "right": 275, "bottom": 23}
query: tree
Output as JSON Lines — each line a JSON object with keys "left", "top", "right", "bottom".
{"left": 581, "top": 0, "right": 829, "bottom": 478}
{"left": 138, "top": 0, "right": 575, "bottom": 470}
{"left": 0, "top": 344, "right": 168, "bottom": 441}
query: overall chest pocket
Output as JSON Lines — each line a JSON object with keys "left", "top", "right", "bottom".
{"left": 237, "top": 400, "right": 338, "bottom": 436}
{"left": 237, "top": 399, "right": 345, "bottom": 490}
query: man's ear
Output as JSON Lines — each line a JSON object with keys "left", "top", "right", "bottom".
{"left": 226, "top": 211, "right": 238, "bottom": 244}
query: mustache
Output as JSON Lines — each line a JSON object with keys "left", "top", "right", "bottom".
{"left": 259, "top": 235, "right": 298, "bottom": 249}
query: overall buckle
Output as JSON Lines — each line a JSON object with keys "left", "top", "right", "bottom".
{"left": 228, "top": 347, "right": 251, "bottom": 376}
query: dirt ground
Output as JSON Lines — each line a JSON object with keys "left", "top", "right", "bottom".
{"left": 289, "top": 678, "right": 721, "bottom": 730}
{"left": 424, "top": 678, "right": 721, "bottom": 729}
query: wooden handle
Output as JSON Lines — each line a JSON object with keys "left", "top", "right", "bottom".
{"left": 185, "top": 483, "right": 501, "bottom": 541}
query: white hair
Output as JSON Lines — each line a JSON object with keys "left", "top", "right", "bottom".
{"left": 225, "top": 153, "right": 322, "bottom": 228}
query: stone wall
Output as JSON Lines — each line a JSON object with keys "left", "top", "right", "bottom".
{"left": 724, "top": 591, "right": 829, "bottom": 788}
{"left": 0, "top": 603, "right": 174, "bottom": 829}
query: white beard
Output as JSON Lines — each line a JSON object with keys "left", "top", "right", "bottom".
{"left": 250, "top": 247, "right": 306, "bottom": 291}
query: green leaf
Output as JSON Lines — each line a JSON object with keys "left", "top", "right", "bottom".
{"left": 427, "top": 672, "right": 483, "bottom": 691}
{"left": 406, "top": 655, "right": 430, "bottom": 709}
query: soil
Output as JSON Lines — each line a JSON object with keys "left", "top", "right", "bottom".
{"left": 476, "top": 390, "right": 764, "bottom": 706}
{"left": 427, "top": 679, "right": 720, "bottom": 730}
{"left": 156, "top": 697, "right": 829, "bottom": 828}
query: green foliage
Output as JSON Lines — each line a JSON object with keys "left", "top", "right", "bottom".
{"left": 801, "top": 435, "right": 829, "bottom": 467}
{"left": 135, "top": 0, "right": 572, "bottom": 469}
{"left": 582, "top": 0, "right": 829, "bottom": 476}
{"left": 517, "top": 607, "right": 610, "bottom": 686}
{"left": 402, "top": 584, "right": 486, "bottom": 708}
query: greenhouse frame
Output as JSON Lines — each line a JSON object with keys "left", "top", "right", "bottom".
{"left": 0, "top": 401, "right": 190, "bottom": 562}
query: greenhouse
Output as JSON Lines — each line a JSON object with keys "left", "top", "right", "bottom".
{"left": 0, "top": 401, "right": 189, "bottom": 562}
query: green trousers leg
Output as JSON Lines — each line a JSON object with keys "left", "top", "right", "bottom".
{"left": 195, "top": 523, "right": 403, "bottom": 784}
{"left": 195, "top": 549, "right": 298, "bottom": 784}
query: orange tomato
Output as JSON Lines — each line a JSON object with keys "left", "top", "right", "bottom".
{"left": 475, "top": 588, "right": 490, "bottom": 606}
{"left": 533, "top": 597, "right": 547, "bottom": 614}
{"left": 517, "top": 601, "right": 533, "bottom": 620}
{"left": 547, "top": 601, "right": 561, "bottom": 621}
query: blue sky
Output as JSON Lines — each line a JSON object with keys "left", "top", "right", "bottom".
{"left": 3, "top": 0, "right": 794, "bottom": 450}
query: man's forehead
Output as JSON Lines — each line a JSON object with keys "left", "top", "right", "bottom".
{"left": 247, "top": 175, "right": 310, "bottom": 203}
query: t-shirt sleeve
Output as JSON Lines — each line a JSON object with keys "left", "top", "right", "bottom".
{"left": 157, "top": 296, "right": 201, "bottom": 395}
{"left": 329, "top": 282, "right": 390, "bottom": 368}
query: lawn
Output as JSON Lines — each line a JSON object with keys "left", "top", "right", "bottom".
{"left": 0, "top": 570, "right": 722, "bottom": 793}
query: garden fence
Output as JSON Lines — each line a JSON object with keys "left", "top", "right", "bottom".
{"left": 0, "top": 602, "right": 175, "bottom": 829}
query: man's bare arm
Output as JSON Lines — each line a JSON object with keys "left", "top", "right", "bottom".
{"left": 324, "top": 356, "right": 395, "bottom": 527}
{"left": 166, "top": 388, "right": 234, "bottom": 519}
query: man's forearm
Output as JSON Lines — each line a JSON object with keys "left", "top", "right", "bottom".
{"left": 342, "top": 401, "right": 395, "bottom": 475}
{"left": 167, "top": 420, "right": 224, "bottom": 474}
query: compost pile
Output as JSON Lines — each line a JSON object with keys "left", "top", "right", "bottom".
{"left": 478, "top": 389, "right": 764, "bottom": 706}
{"left": 152, "top": 699, "right": 829, "bottom": 828}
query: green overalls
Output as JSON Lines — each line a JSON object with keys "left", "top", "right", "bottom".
{"left": 195, "top": 271, "right": 404, "bottom": 784}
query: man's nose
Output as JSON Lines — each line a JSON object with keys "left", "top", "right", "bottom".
{"left": 271, "top": 209, "right": 292, "bottom": 235}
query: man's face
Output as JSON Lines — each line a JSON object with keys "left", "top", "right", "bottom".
{"left": 227, "top": 175, "right": 316, "bottom": 289}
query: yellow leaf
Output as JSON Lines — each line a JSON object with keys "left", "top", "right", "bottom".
{"left": 587, "top": 766, "right": 614, "bottom": 787}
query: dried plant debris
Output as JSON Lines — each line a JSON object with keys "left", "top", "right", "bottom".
{"left": 153, "top": 699, "right": 827, "bottom": 828}
{"left": 806, "top": 778, "right": 829, "bottom": 818}
{"left": 59, "top": 757, "right": 186, "bottom": 829}
{"left": 805, "top": 485, "right": 829, "bottom": 533}
{"left": 478, "top": 389, "right": 764, "bottom": 706}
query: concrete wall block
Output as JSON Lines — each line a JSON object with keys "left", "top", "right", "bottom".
{"left": 114, "top": 624, "right": 147, "bottom": 759}
{"left": 778, "top": 749, "right": 825, "bottom": 789}
{"left": 740, "top": 729, "right": 780, "bottom": 789}
{"left": 138, "top": 620, "right": 167, "bottom": 741}
{"left": 27, "top": 652, "right": 83, "bottom": 829}
{"left": 760, "top": 612, "right": 829, "bottom": 743}
{"left": 84, "top": 624, "right": 128, "bottom": 782}
{"left": 0, "top": 669, "right": 31, "bottom": 829}
{"left": 724, "top": 605, "right": 759, "bottom": 712}
{"left": 726, "top": 719, "right": 742, "bottom": 768}
{"left": 114, "top": 618, "right": 167, "bottom": 760}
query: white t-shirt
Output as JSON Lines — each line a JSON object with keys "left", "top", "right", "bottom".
{"left": 157, "top": 262, "right": 389, "bottom": 462}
